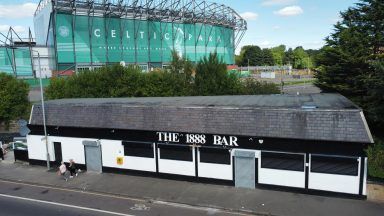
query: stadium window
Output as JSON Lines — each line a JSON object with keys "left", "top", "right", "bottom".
{"left": 310, "top": 155, "right": 359, "bottom": 176}
{"left": 159, "top": 144, "right": 193, "bottom": 161}
{"left": 261, "top": 151, "right": 305, "bottom": 172}
{"left": 199, "top": 148, "right": 230, "bottom": 165}
{"left": 122, "top": 141, "right": 154, "bottom": 158}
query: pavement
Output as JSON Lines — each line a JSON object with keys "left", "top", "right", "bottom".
{"left": 1, "top": 151, "right": 384, "bottom": 216}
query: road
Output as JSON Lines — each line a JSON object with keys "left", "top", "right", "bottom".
{"left": 283, "top": 83, "right": 322, "bottom": 94}
{"left": 0, "top": 180, "right": 246, "bottom": 216}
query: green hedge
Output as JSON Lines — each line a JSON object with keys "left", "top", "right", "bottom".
{"left": 46, "top": 53, "right": 280, "bottom": 99}
{"left": 367, "top": 138, "right": 384, "bottom": 179}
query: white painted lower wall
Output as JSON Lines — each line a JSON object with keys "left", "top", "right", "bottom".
{"left": 51, "top": 136, "right": 94, "bottom": 164}
{"left": 308, "top": 172, "right": 360, "bottom": 194}
{"left": 158, "top": 148, "right": 196, "bottom": 176}
{"left": 308, "top": 157, "right": 361, "bottom": 195}
{"left": 27, "top": 135, "right": 55, "bottom": 161}
{"left": 100, "top": 139, "right": 156, "bottom": 172}
{"left": 197, "top": 150, "right": 233, "bottom": 180}
{"left": 100, "top": 139, "right": 123, "bottom": 168}
{"left": 124, "top": 156, "right": 156, "bottom": 172}
{"left": 258, "top": 152, "right": 306, "bottom": 188}
{"left": 27, "top": 135, "right": 94, "bottom": 164}
{"left": 258, "top": 160, "right": 306, "bottom": 188}
{"left": 198, "top": 162, "right": 232, "bottom": 180}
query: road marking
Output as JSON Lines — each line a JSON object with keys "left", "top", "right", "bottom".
{"left": 130, "top": 204, "right": 150, "bottom": 211}
{"left": 154, "top": 200, "right": 252, "bottom": 216}
{"left": 0, "top": 179, "right": 144, "bottom": 202}
{"left": 0, "top": 179, "right": 250, "bottom": 215}
{"left": 0, "top": 193, "right": 134, "bottom": 216}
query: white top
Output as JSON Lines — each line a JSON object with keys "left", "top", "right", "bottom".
{"left": 59, "top": 164, "right": 67, "bottom": 174}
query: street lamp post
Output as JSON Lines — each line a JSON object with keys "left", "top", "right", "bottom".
{"left": 13, "top": 47, "right": 50, "bottom": 170}
{"left": 34, "top": 50, "right": 50, "bottom": 170}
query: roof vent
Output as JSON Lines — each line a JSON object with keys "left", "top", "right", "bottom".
{"left": 301, "top": 102, "right": 317, "bottom": 110}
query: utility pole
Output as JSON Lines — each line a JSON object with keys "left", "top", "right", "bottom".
{"left": 36, "top": 51, "right": 50, "bottom": 170}
{"left": 11, "top": 47, "right": 50, "bottom": 170}
{"left": 280, "top": 68, "right": 283, "bottom": 93}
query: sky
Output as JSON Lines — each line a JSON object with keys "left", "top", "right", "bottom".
{"left": 0, "top": 0, "right": 359, "bottom": 53}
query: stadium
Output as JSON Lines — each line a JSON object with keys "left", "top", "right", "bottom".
{"left": 0, "top": 0, "right": 247, "bottom": 77}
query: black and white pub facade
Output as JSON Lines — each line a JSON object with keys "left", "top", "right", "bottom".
{"left": 27, "top": 94, "right": 373, "bottom": 197}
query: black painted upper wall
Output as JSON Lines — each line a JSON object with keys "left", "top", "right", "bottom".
{"left": 29, "top": 94, "right": 373, "bottom": 143}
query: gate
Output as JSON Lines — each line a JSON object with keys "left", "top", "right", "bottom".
{"left": 83, "top": 140, "right": 102, "bottom": 173}
{"left": 234, "top": 150, "right": 256, "bottom": 189}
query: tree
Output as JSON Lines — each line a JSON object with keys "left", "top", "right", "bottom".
{"left": 270, "top": 45, "right": 286, "bottom": 66}
{"left": 194, "top": 52, "right": 242, "bottom": 95}
{"left": 306, "top": 49, "right": 321, "bottom": 68}
{"left": 315, "top": 0, "right": 384, "bottom": 131}
{"left": 238, "top": 45, "right": 263, "bottom": 66}
{"left": 292, "top": 46, "right": 310, "bottom": 69}
{"left": 283, "top": 48, "right": 294, "bottom": 66}
{"left": 261, "top": 48, "right": 274, "bottom": 66}
{"left": 0, "top": 73, "right": 30, "bottom": 127}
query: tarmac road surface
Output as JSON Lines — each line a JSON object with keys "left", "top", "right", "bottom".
{"left": 0, "top": 180, "right": 249, "bottom": 216}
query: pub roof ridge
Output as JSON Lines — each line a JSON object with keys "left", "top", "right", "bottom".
{"left": 38, "top": 93, "right": 360, "bottom": 111}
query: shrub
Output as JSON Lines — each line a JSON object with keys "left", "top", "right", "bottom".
{"left": 367, "top": 138, "right": 384, "bottom": 179}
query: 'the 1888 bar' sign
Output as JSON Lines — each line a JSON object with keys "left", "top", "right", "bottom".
{"left": 156, "top": 132, "right": 239, "bottom": 147}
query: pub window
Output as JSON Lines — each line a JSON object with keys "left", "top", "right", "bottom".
{"left": 199, "top": 148, "right": 231, "bottom": 165}
{"left": 123, "top": 141, "right": 154, "bottom": 158}
{"left": 261, "top": 151, "right": 305, "bottom": 172}
{"left": 310, "top": 155, "right": 359, "bottom": 176}
{"left": 159, "top": 144, "right": 193, "bottom": 161}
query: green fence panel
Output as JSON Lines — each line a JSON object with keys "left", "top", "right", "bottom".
{"left": 105, "top": 17, "right": 122, "bottom": 63}
{"left": 173, "top": 23, "right": 185, "bottom": 59}
{"left": 161, "top": 22, "right": 174, "bottom": 63}
{"left": 56, "top": 13, "right": 75, "bottom": 63}
{"left": 184, "top": 24, "right": 196, "bottom": 62}
{"left": 121, "top": 19, "right": 135, "bottom": 63}
{"left": 205, "top": 25, "right": 216, "bottom": 56}
{"left": 195, "top": 23, "right": 205, "bottom": 61}
{"left": 0, "top": 48, "right": 14, "bottom": 75}
{"left": 14, "top": 49, "right": 33, "bottom": 76}
{"left": 135, "top": 20, "right": 149, "bottom": 63}
{"left": 74, "top": 15, "right": 91, "bottom": 63}
{"left": 149, "top": 21, "right": 162, "bottom": 63}
{"left": 90, "top": 16, "right": 107, "bottom": 63}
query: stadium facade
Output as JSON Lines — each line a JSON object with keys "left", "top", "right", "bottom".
{"left": 31, "top": 0, "right": 247, "bottom": 74}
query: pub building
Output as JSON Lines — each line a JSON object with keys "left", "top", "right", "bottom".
{"left": 27, "top": 94, "right": 373, "bottom": 196}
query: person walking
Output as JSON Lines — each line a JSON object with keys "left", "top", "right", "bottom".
{"left": 58, "top": 161, "right": 68, "bottom": 181}
{"left": 0, "top": 142, "right": 4, "bottom": 160}
{"left": 68, "top": 159, "right": 78, "bottom": 178}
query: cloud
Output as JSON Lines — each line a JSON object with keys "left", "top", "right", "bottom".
{"left": 0, "top": 3, "right": 37, "bottom": 19}
{"left": 0, "top": 25, "right": 26, "bottom": 34}
{"left": 274, "top": 6, "right": 303, "bottom": 16}
{"left": 273, "top": 25, "right": 281, "bottom": 30}
{"left": 262, "top": 0, "right": 297, "bottom": 6}
{"left": 240, "top": 12, "right": 259, "bottom": 21}
{"left": 259, "top": 40, "right": 273, "bottom": 48}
